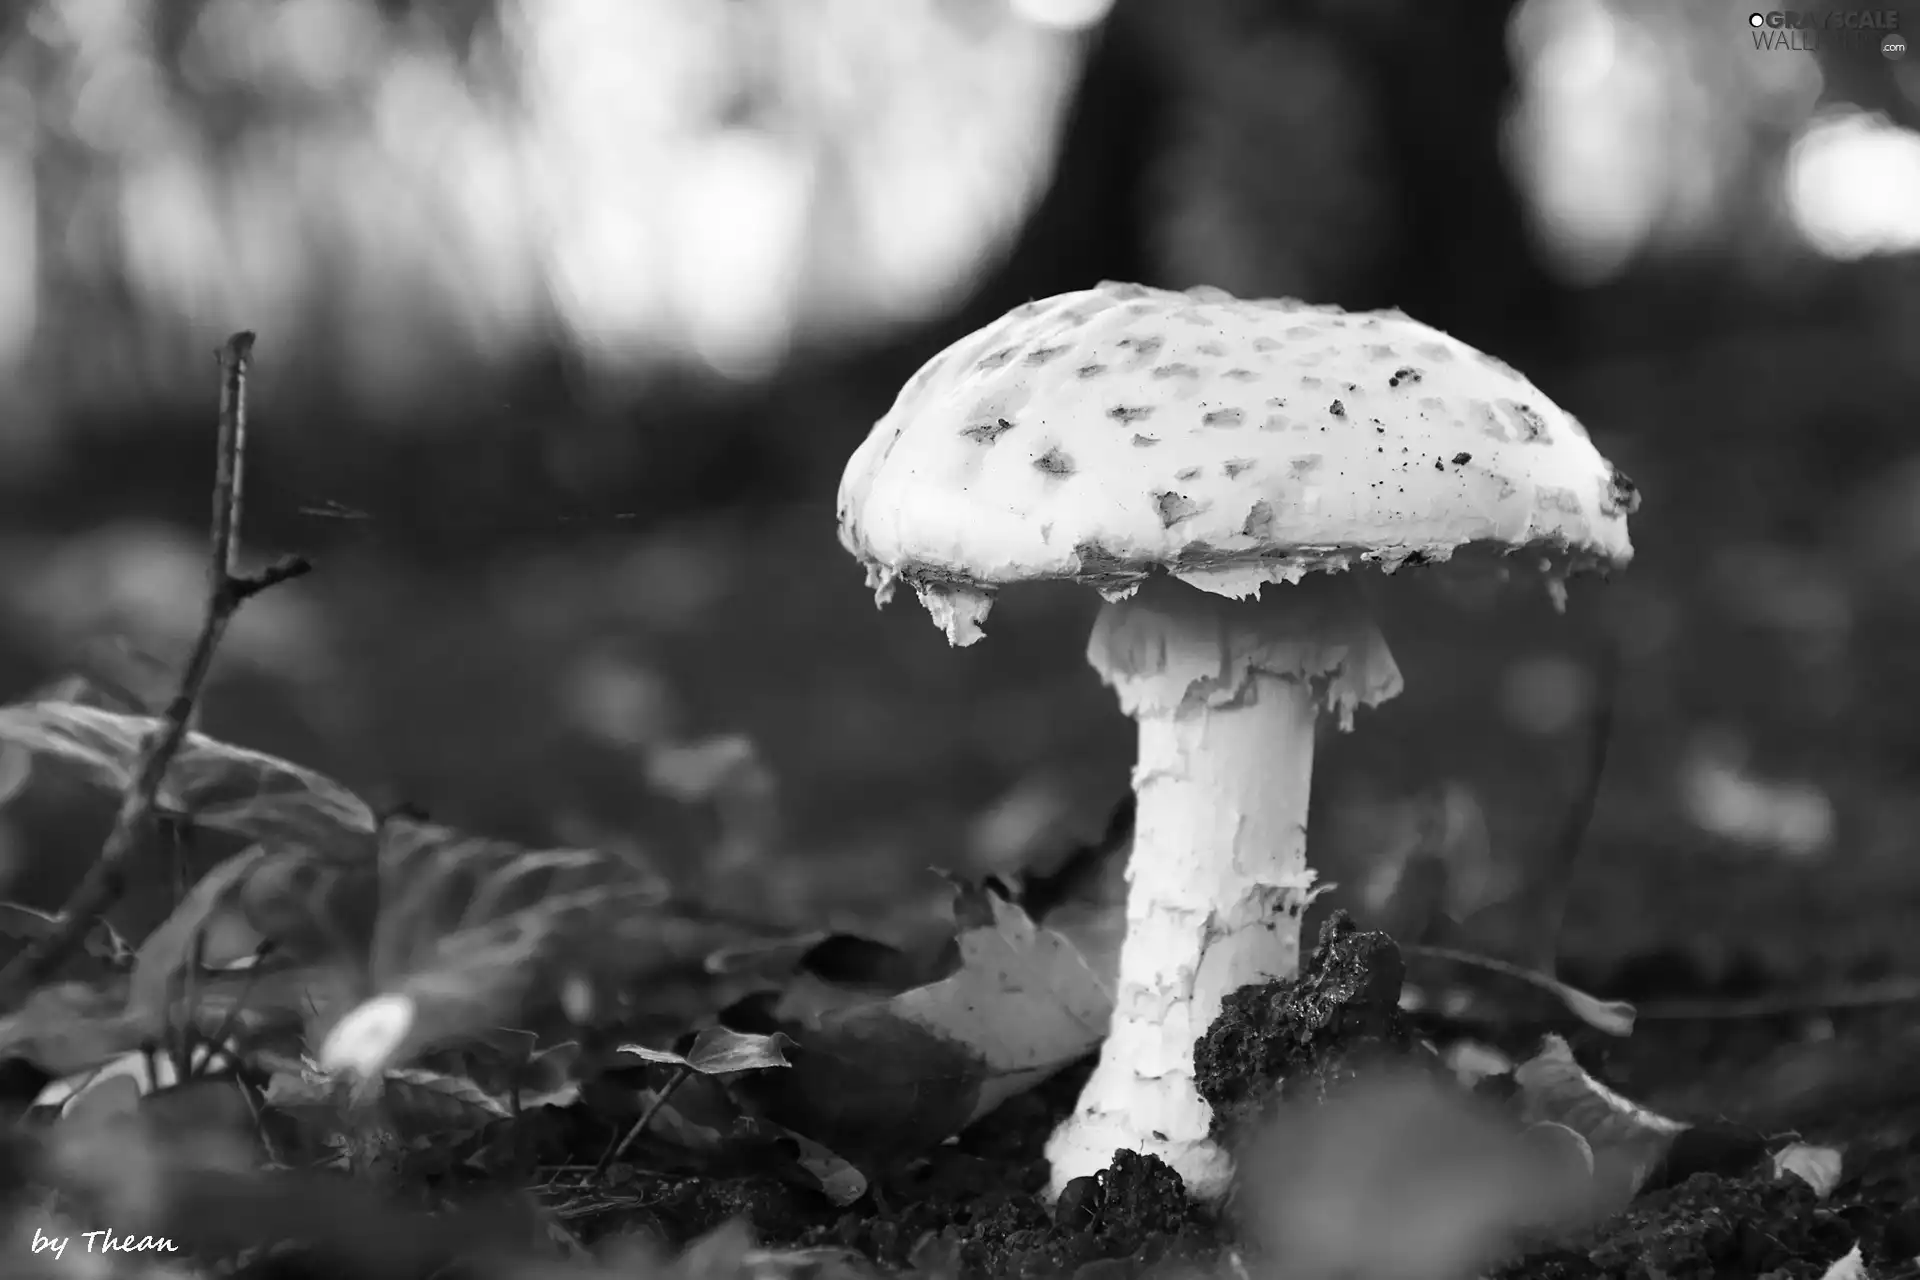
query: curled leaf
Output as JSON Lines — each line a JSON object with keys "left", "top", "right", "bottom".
{"left": 1522, "top": 1119, "right": 1596, "bottom": 1178}
{"left": 778, "top": 1126, "right": 868, "bottom": 1208}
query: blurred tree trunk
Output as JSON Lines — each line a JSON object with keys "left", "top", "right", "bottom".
{"left": 1138, "top": 0, "right": 1570, "bottom": 363}
{"left": 1362, "top": 0, "right": 1569, "bottom": 361}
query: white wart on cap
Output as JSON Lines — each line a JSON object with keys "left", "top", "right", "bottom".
{"left": 837, "top": 281, "right": 1639, "bottom": 645}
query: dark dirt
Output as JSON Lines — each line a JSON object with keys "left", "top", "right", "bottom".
{"left": 1194, "top": 910, "right": 1425, "bottom": 1140}
{"left": 358, "top": 914, "right": 1901, "bottom": 1280}
{"left": 9, "top": 899, "right": 1918, "bottom": 1280}
{"left": 454, "top": 911, "right": 1916, "bottom": 1280}
{"left": 4, "top": 835, "right": 1914, "bottom": 1280}
{"left": 520, "top": 1060, "right": 1220, "bottom": 1278}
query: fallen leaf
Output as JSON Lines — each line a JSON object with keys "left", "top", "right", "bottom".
{"left": 576, "top": 1055, "right": 866, "bottom": 1204}
{"left": 782, "top": 1126, "right": 869, "bottom": 1207}
{"left": 733, "top": 877, "right": 1111, "bottom": 1172}
{"left": 1818, "top": 1242, "right": 1867, "bottom": 1280}
{"left": 1007, "top": 795, "right": 1132, "bottom": 985}
{"left": 1512, "top": 1034, "right": 1688, "bottom": 1207}
{"left": 1521, "top": 1119, "right": 1596, "bottom": 1178}
{"left": 1772, "top": 1142, "right": 1844, "bottom": 1198}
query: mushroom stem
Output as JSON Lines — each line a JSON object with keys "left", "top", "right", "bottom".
{"left": 1045, "top": 573, "right": 1403, "bottom": 1203}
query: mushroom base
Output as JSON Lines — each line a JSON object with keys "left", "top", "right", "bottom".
{"left": 1045, "top": 574, "right": 1403, "bottom": 1204}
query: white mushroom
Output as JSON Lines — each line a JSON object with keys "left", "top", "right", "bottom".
{"left": 835, "top": 281, "right": 1639, "bottom": 1203}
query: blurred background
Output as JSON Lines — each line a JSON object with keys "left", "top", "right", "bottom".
{"left": 0, "top": 0, "right": 1917, "bottom": 981}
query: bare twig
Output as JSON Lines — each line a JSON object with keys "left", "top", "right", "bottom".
{"left": 596, "top": 1064, "right": 692, "bottom": 1175}
{"left": 195, "top": 940, "right": 274, "bottom": 1071}
{"left": 1401, "top": 942, "right": 1637, "bottom": 1035}
{"left": 233, "top": 1070, "right": 286, "bottom": 1168}
{"left": 0, "top": 332, "right": 312, "bottom": 1004}
{"left": 1632, "top": 976, "right": 1920, "bottom": 1022}
{"left": 165, "top": 928, "right": 206, "bottom": 1081}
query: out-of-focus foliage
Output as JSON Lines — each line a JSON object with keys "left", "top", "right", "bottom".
{"left": 1506, "top": 0, "right": 1920, "bottom": 281}
{"left": 0, "top": 0, "right": 1911, "bottom": 1028}
{"left": 3, "top": 0, "right": 1095, "bottom": 465}
{"left": 0, "top": 0, "right": 1915, "bottom": 1276}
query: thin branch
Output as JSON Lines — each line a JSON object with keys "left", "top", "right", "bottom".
{"left": 0, "top": 332, "right": 313, "bottom": 1005}
{"left": 1402, "top": 943, "right": 1637, "bottom": 1036}
{"left": 1632, "top": 976, "right": 1920, "bottom": 1022}
{"left": 596, "top": 1065, "right": 692, "bottom": 1175}
{"left": 195, "top": 941, "right": 275, "bottom": 1073}
{"left": 211, "top": 332, "right": 252, "bottom": 586}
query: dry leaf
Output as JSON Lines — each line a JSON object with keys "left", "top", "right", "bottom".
{"left": 1818, "top": 1242, "right": 1868, "bottom": 1280}
{"left": 1512, "top": 1034, "right": 1687, "bottom": 1206}
{"left": 1772, "top": 1142, "right": 1844, "bottom": 1198}
{"left": 734, "top": 878, "right": 1111, "bottom": 1171}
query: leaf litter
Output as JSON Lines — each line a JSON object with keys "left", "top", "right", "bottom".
{"left": 723, "top": 876, "right": 1111, "bottom": 1179}
{"left": 0, "top": 706, "right": 1913, "bottom": 1277}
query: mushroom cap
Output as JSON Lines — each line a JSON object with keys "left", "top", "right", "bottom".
{"left": 838, "top": 282, "right": 1639, "bottom": 644}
